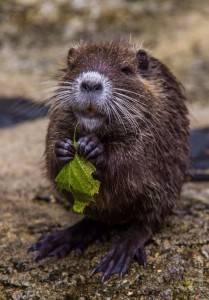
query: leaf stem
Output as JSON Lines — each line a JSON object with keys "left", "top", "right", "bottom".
{"left": 73, "top": 122, "right": 79, "bottom": 148}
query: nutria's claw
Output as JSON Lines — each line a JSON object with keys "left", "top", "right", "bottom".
{"left": 135, "top": 247, "right": 147, "bottom": 267}
{"left": 92, "top": 225, "right": 150, "bottom": 282}
{"left": 28, "top": 229, "right": 73, "bottom": 261}
{"left": 77, "top": 134, "right": 102, "bottom": 158}
{"left": 55, "top": 138, "right": 75, "bottom": 163}
{"left": 77, "top": 135, "right": 106, "bottom": 171}
{"left": 92, "top": 242, "right": 146, "bottom": 282}
{"left": 28, "top": 243, "right": 39, "bottom": 252}
{"left": 28, "top": 219, "right": 106, "bottom": 261}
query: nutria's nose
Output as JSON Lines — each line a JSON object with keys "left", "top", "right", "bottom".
{"left": 80, "top": 80, "right": 103, "bottom": 92}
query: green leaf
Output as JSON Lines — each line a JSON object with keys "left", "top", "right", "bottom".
{"left": 55, "top": 124, "right": 101, "bottom": 213}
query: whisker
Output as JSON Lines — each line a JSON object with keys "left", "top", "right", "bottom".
{"left": 59, "top": 80, "right": 74, "bottom": 85}
{"left": 114, "top": 92, "right": 151, "bottom": 116}
{"left": 47, "top": 87, "right": 73, "bottom": 93}
{"left": 112, "top": 98, "right": 139, "bottom": 134}
{"left": 114, "top": 93, "right": 172, "bottom": 138}
{"left": 54, "top": 92, "right": 74, "bottom": 99}
{"left": 114, "top": 96, "right": 144, "bottom": 118}
{"left": 110, "top": 100, "right": 128, "bottom": 133}
{"left": 114, "top": 88, "right": 149, "bottom": 106}
{"left": 112, "top": 96, "right": 173, "bottom": 156}
{"left": 105, "top": 101, "right": 114, "bottom": 124}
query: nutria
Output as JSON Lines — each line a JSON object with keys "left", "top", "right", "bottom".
{"left": 29, "top": 41, "right": 190, "bottom": 281}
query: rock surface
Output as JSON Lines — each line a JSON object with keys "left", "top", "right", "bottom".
{"left": 0, "top": 117, "right": 209, "bottom": 299}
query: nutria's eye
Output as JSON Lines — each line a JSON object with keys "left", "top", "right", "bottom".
{"left": 121, "top": 66, "right": 134, "bottom": 76}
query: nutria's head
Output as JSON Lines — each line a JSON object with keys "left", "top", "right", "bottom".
{"left": 52, "top": 42, "right": 157, "bottom": 133}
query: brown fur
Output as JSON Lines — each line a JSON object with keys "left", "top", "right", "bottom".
{"left": 45, "top": 42, "right": 189, "bottom": 229}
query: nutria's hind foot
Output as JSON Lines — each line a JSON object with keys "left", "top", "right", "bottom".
{"left": 28, "top": 218, "right": 107, "bottom": 260}
{"left": 92, "top": 225, "right": 151, "bottom": 282}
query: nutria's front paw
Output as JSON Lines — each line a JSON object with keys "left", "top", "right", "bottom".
{"left": 55, "top": 138, "right": 76, "bottom": 163}
{"left": 77, "top": 135, "right": 107, "bottom": 180}
{"left": 77, "top": 134, "right": 105, "bottom": 161}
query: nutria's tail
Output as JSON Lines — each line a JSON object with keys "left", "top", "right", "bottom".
{"left": 0, "top": 97, "right": 49, "bottom": 128}
{"left": 187, "top": 127, "right": 209, "bottom": 181}
{"left": 185, "top": 173, "right": 209, "bottom": 182}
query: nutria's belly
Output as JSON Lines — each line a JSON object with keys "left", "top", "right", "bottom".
{"left": 84, "top": 192, "right": 140, "bottom": 225}
{"left": 84, "top": 205, "right": 135, "bottom": 225}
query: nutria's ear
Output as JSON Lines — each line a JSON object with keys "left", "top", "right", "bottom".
{"left": 67, "top": 48, "right": 76, "bottom": 62}
{"left": 136, "top": 49, "right": 149, "bottom": 78}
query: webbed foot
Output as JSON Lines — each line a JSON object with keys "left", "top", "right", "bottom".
{"left": 92, "top": 225, "right": 151, "bottom": 282}
{"left": 28, "top": 218, "right": 106, "bottom": 260}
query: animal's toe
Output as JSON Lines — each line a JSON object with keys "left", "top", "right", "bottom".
{"left": 135, "top": 247, "right": 147, "bottom": 267}
{"left": 28, "top": 231, "right": 70, "bottom": 261}
{"left": 92, "top": 243, "right": 138, "bottom": 282}
{"left": 48, "top": 244, "right": 72, "bottom": 258}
